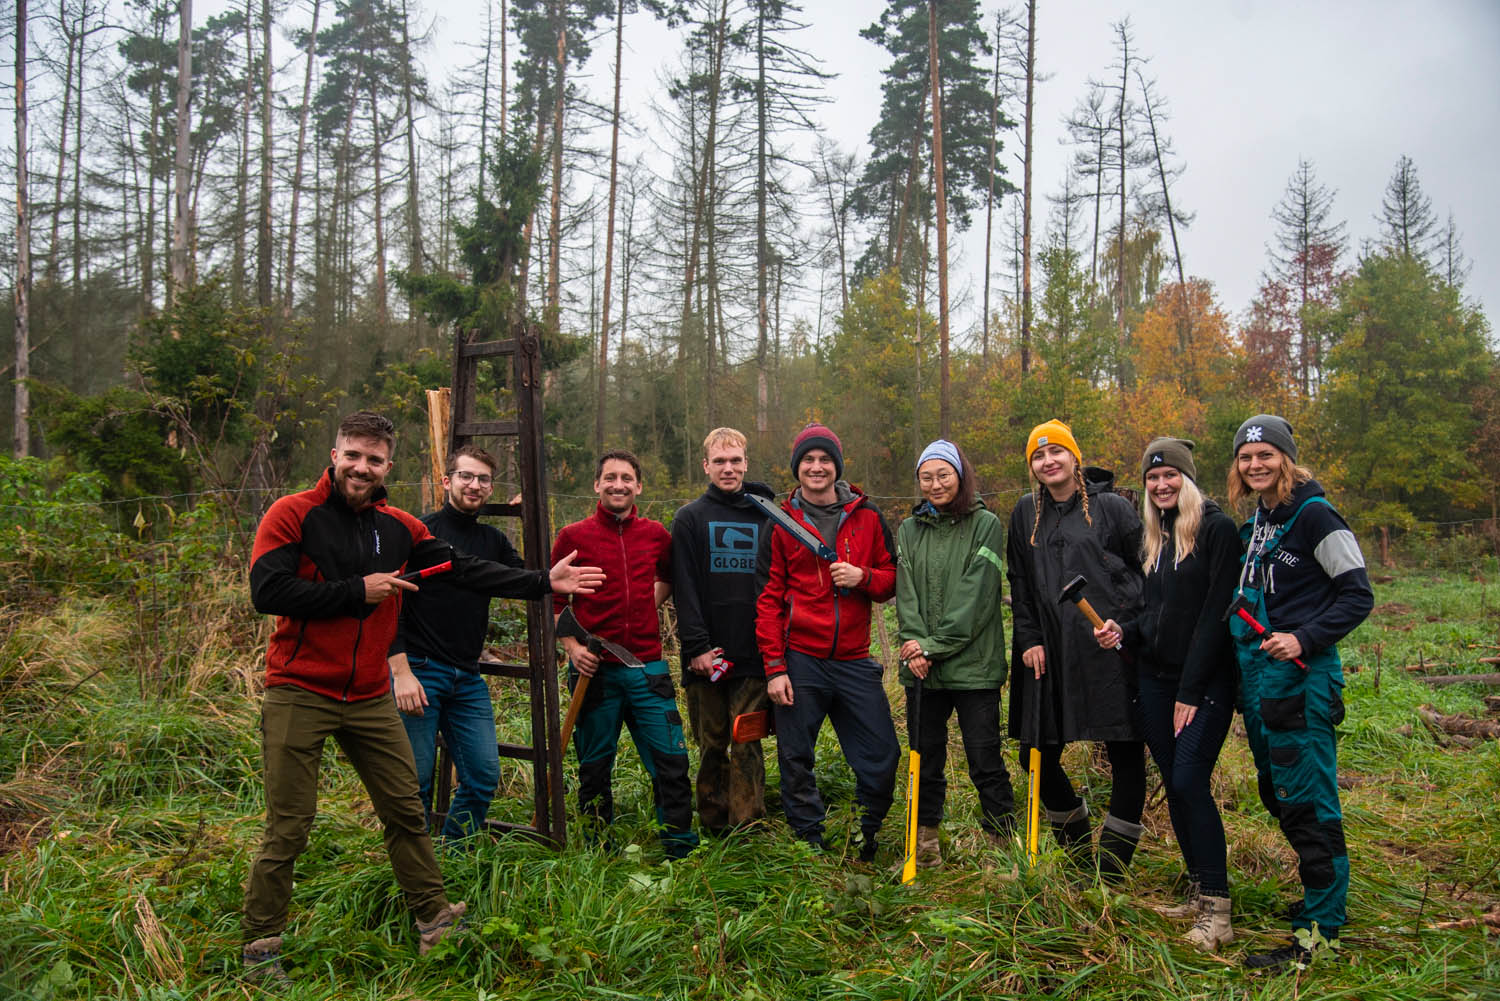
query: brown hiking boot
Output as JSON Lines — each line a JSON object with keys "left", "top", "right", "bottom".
{"left": 242, "top": 935, "right": 291, "bottom": 987}
{"left": 416, "top": 900, "right": 468, "bottom": 956}
{"left": 1185, "top": 895, "right": 1234, "bottom": 952}
{"left": 915, "top": 825, "right": 942, "bottom": 869}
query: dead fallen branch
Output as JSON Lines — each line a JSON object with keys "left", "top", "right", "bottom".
{"left": 1416, "top": 673, "right": 1500, "bottom": 688}
{"left": 1429, "top": 903, "right": 1500, "bottom": 933}
{"left": 1417, "top": 704, "right": 1500, "bottom": 741}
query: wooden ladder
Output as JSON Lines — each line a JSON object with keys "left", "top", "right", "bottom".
{"left": 431, "top": 321, "right": 567, "bottom": 847}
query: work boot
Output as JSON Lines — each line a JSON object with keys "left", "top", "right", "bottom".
{"left": 416, "top": 900, "right": 468, "bottom": 956}
{"left": 857, "top": 829, "right": 880, "bottom": 864}
{"left": 1185, "top": 894, "right": 1234, "bottom": 952}
{"left": 1153, "top": 878, "right": 1202, "bottom": 919}
{"left": 1046, "top": 802, "right": 1092, "bottom": 869}
{"left": 1096, "top": 814, "right": 1144, "bottom": 884}
{"left": 242, "top": 935, "right": 291, "bottom": 987}
{"left": 915, "top": 825, "right": 942, "bottom": 869}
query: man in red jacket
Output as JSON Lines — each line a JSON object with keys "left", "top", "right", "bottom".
{"left": 240, "top": 412, "right": 602, "bottom": 983}
{"left": 757, "top": 424, "right": 900, "bottom": 861}
{"left": 551, "top": 449, "right": 698, "bottom": 858}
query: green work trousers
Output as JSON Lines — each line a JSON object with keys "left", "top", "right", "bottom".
{"left": 241, "top": 684, "right": 449, "bottom": 941}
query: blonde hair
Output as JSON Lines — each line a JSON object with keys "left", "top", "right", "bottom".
{"left": 1141, "top": 475, "right": 1204, "bottom": 573}
{"left": 1226, "top": 449, "right": 1313, "bottom": 510}
{"left": 1029, "top": 465, "right": 1091, "bottom": 546}
{"left": 703, "top": 427, "right": 748, "bottom": 457}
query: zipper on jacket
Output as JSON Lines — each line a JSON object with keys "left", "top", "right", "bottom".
{"left": 617, "top": 520, "right": 630, "bottom": 663}
{"left": 343, "top": 618, "right": 363, "bottom": 701}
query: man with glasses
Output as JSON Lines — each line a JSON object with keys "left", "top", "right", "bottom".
{"left": 391, "top": 444, "right": 530, "bottom": 840}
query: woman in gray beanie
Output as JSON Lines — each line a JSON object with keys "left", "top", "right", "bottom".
{"left": 1225, "top": 414, "right": 1372, "bottom": 971}
{"left": 1094, "top": 437, "right": 1242, "bottom": 951}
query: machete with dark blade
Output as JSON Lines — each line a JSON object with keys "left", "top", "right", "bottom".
{"left": 745, "top": 492, "right": 836, "bottom": 561}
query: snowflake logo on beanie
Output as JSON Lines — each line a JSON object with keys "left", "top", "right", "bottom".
{"left": 1245, "top": 426, "right": 1264, "bottom": 442}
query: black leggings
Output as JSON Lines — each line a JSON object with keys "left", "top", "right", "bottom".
{"left": 1136, "top": 672, "right": 1234, "bottom": 896}
{"left": 1019, "top": 739, "right": 1147, "bottom": 825}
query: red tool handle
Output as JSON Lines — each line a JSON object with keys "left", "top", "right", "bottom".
{"left": 1233, "top": 606, "right": 1307, "bottom": 669}
{"left": 399, "top": 560, "right": 452, "bottom": 583}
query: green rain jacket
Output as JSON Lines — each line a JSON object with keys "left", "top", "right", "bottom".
{"left": 894, "top": 499, "right": 1008, "bottom": 690}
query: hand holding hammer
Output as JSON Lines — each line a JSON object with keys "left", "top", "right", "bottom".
{"left": 1058, "top": 574, "right": 1121, "bottom": 650}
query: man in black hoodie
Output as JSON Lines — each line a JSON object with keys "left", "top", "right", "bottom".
{"left": 671, "top": 427, "right": 774, "bottom": 834}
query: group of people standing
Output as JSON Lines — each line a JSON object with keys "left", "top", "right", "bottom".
{"left": 237, "top": 407, "right": 1370, "bottom": 983}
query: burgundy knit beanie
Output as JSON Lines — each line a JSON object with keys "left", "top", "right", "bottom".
{"left": 791, "top": 423, "right": 844, "bottom": 480}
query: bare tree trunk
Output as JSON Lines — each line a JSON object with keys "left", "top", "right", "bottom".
{"left": 233, "top": 0, "right": 254, "bottom": 299}
{"left": 981, "top": 11, "right": 997, "bottom": 365}
{"left": 401, "top": 0, "right": 424, "bottom": 284}
{"left": 14, "top": 0, "right": 32, "bottom": 456}
{"left": 594, "top": 0, "right": 624, "bottom": 451}
{"left": 478, "top": 0, "right": 493, "bottom": 201}
{"left": 890, "top": 109, "right": 925, "bottom": 276}
{"left": 754, "top": 0, "right": 769, "bottom": 439}
{"left": 257, "top": 0, "right": 274, "bottom": 310}
{"left": 47, "top": 0, "right": 74, "bottom": 282}
{"left": 1114, "top": 20, "right": 1129, "bottom": 380}
{"left": 676, "top": 0, "right": 728, "bottom": 370}
{"left": 369, "top": 77, "right": 389, "bottom": 327}
{"left": 1019, "top": 0, "right": 1036, "bottom": 375}
{"left": 284, "top": 0, "right": 320, "bottom": 314}
{"left": 500, "top": 0, "right": 508, "bottom": 137}
{"left": 170, "top": 0, "right": 194, "bottom": 300}
{"left": 928, "top": 1, "right": 951, "bottom": 438}
{"left": 546, "top": 0, "right": 566, "bottom": 331}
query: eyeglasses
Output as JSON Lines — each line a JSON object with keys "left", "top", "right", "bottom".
{"left": 918, "top": 470, "right": 957, "bottom": 487}
{"left": 452, "top": 470, "right": 494, "bottom": 486}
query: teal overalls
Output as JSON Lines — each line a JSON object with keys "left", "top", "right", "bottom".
{"left": 1231, "top": 497, "right": 1348, "bottom": 937}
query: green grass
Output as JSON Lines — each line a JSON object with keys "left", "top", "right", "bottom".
{"left": 2, "top": 562, "right": 1498, "bottom": 999}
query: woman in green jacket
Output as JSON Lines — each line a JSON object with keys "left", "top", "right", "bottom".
{"left": 896, "top": 439, "right": 1015, "bottom": 867}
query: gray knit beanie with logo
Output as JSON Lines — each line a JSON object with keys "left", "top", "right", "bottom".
{"left": 1232, "top": 414, "right": 1297, "bottom": 461}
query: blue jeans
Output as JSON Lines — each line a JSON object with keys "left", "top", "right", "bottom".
{"left": 398, "top": 657, "right": 500, "bottom": 840}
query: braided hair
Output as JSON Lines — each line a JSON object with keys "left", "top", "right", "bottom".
{"left": 1029, "top": 465, "right": 1092, "bottom": 547}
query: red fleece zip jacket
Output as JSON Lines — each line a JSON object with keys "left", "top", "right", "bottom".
{"left": 250, "top": 470, "right": 548, "bottom": 700}
{"left": 755, "top": 487, "right": 896, "bottom": 674}
{"left": 551, "top": 504, "right": 672, "bottom": 663}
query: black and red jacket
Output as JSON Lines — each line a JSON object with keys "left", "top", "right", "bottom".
{"left": 550, "top": 503, "right": 672, "bottom": 663}
{"left": 755, "top": 484, "right": 896, "bottom": 675}
{"left": 250, "top": 469, "right": 548, "bottom": 701}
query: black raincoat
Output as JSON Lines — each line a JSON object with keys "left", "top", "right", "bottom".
{"left": 1006, "top": 467, "right": 1145, "bottom": 745}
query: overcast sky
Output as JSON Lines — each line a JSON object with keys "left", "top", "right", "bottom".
{"left": 428, "top": 0, "right": 1498, "bottom": 335}
{"left": 173, "top": 0, "right": 1500, "bottom": 340}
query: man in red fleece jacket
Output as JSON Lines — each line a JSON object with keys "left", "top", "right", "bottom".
{"left": 551, "top": 449, "right": 698, "bottom": 858}
{"left": 756, "top": 423, "right": 900, "bottom": 861}
{"left": 240, "top": 412, "right": 601, "bottom": 982}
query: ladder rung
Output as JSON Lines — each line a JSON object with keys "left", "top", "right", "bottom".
{"left": 496, "top": 741, "right": 535, "bottom": 761}
{"left": 476, "top": 661, "right": 531, "bottom": 679}
{"left": 455, "top": 419, "right": 519, "bottom": 437}
{"left": 459, "top": 338, "right": 519, "bottom": 358}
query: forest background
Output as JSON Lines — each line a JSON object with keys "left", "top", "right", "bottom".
{"left": 3, "top": 0, "right": 1498, "bottom": 549}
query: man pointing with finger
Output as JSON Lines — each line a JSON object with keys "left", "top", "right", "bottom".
{"left": 240, "top": 412, "right": 603, "bottom": 983}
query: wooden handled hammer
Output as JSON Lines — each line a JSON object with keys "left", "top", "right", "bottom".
{"left": 1058, "top": 573, "right": 1121, "bottom": 651}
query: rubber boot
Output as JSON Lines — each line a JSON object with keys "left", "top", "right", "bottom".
{"left": 1046, "top": 802, "right": 1092, "bottom": 869}
{"left": 1096, "top": 813, "right": 1144, "bottom": 884}
{"left": 1153, "top": 878, "right": 1202, "bottom": 919}
{"left": 1185, "top": 894, "right": 1234, "bottom": 952}
{"left": 915, "top": 825, "right": 942, "bottom": 869}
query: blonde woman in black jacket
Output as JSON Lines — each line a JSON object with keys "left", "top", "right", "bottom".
{"left": 1096, "top": 438, "right": 1242, "bottom": 952}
